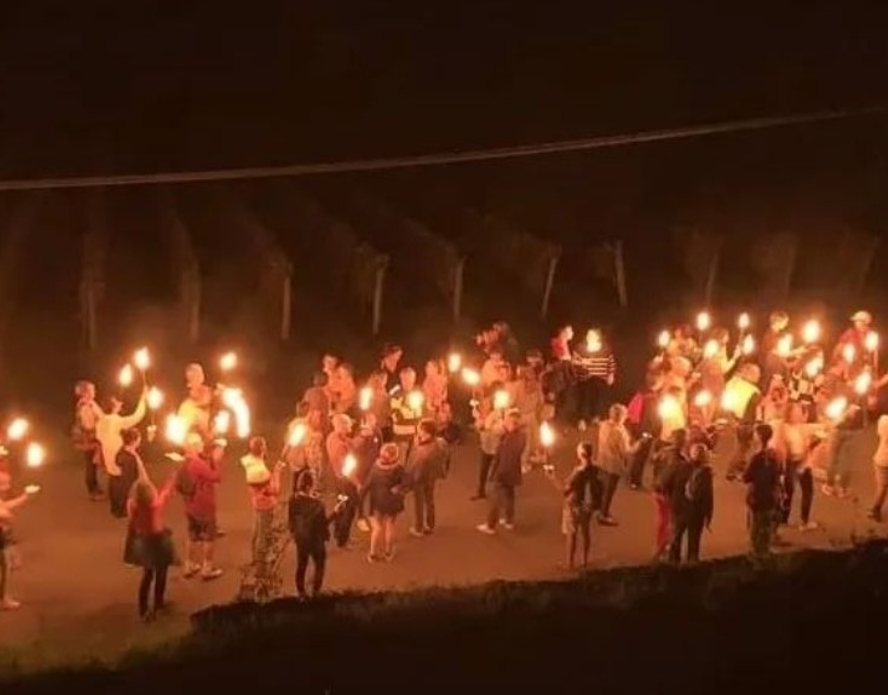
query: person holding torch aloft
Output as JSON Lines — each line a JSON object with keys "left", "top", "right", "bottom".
{"left": 99, "top": 390, "right": 148, "bottom": 518}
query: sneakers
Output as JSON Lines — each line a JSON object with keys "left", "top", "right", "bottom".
{"left": 597, "top": 514, "right": 619, "bottom": 527}
{"left": 799, "top": 521, "right": 820, "bottom": 531}
{"left": 499, "top": 520, "right": 515, "bottom": 531}
{"left": 821, "top": 485, "right": 835, "bottom": 497}
{"left": 183, "top": 563, "right": 201, "bottom": 578}
{"left": 578, "top": 420, "right": 588, "bottom": 432}
{"left": 408, "top": 527, "right": 424, "bottom": 538}
{"left": 476, "top": 523, "right": 496, "bottom": 535}
{"left": 356, "top": 518, "right": 370, "bottom": 533}
{"left": 0, "top": 598, "right": 21, "bottom": 611}
{"left": 366, "top": 554, "right": 382, "bottom": 563}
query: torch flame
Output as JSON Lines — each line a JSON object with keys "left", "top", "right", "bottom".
{"left": 720, "top": 390, "right": 738, "bottom": 413}
{"left": 693, "top": 390, "right": 713, "bottom": 408}
{"left": 539, "top": 421, "right": 555, "bottom": 448}
{"left": 133, "top": 347, "right": 151, "bottom": 371}
{"left": 865, "top": 331, "right": 879, "bottom": 353}
{"left": 493, "top": 389, "right": 511, "bottom": 411}
{"left": 447, "top": 353, "right": 462, "bottom": 374}
{"left": 737, "top": 313, "right": 751, "bottom": 331}
{"left": 461, "top": 367, "right": 481, "bottom": 387}
{"left": 804, "top": 356, "right": 824, "bottom": 379}
{"left": 696, "top": 312, "right": 711, "bottom": 333}
{"left": 358, "top": 386, "right": 373, "bottom": 412}
{"left": 342, "top": 453, "right": 357, "bottom": 477}
{"left": 776, "top": 334, "right": 793, "bottom": 358}
{"left": 147, "top": 386, "right": 164, "bottom": 410}
{"left": 288, "top": 422, "right": 307, "bottom": 448}
{"left": 802, "top": 320, "right": 821, "bottom": 345}
{"left": 843, "top": 343, "right": 856, "bottom": 364}
{"left": 6, "top": 418, "right": 29, "bottom": 441}
{"left": 164, "top": 414, "right": 187, "bottom": 446}
{"left": 118, "top": 364, "right": 134, "bottom": 387}
{"left": 741, "top": 334, "right": 756, "bottom": 355}
{"left": 826, "top": 396, "right": 848, "bottom": 421}
{"left": 657, "top": 330, "right": 671, "bottom": 349}
{"left": 219, "top": 351, "right": 238, "bottom": 372}
{"left": 703, "top": 340, "right": 718, "bottom": 360}
{"left": 213, "top": 410, "right": 231, "bottom": 435}
{"left": 855, "top": 371, "right": 873, "bottom": 396}
{"left": 406, "top": 390, "right": 425, "bottom": 414}
{"left": 25, "top": 442, "right": 45, "bottom": 468}
{"left": 585, "top": 329, "right": 602, "bottom": 354}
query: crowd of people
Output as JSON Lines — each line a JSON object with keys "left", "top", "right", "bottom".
{"left": 1, "top": 310, "right": 887, "bottom": 620}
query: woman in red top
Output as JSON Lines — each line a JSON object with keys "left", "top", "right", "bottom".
{"left": 127, "top": 474, "right": 177, "bottom": 621}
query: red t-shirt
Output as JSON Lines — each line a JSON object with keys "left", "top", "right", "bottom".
{"left": 551, "top": 337, "right": 571, "bottom": 361}
{"left": 184, "top": 455, "right": 221, "bottom": 521}
{"left": 128, "top": 485, "right": 173, "bottom": 536}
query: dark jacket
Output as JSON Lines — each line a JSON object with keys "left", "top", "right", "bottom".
{"left": 288, "top": 493, "right": 331, "bottom": 548}
{"left": 743, "top": 450, "right": 782, "bottom": 512}
{"left": 564, "top": 463, "right": 602, "bottom": 511}
{"left": 406, "top": 437, "right": 450, "bottom": 484}
{"left": 490, "top": 428, "right": 527, "bottom": 487}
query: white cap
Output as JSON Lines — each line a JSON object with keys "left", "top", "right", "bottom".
{"left": 851, "top": 310, "right": 873, "bottom": 325}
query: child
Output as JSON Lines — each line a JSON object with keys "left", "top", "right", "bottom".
{"left": 0, "top": 472, "right": 40, "bottom": 610}
{"left": 287, "top": 470, "right": 342, "bottom": 598}
{"left": 556, "top": 443, "right": 601, "bottom": 570}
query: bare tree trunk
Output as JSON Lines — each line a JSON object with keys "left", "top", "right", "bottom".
{"left": 281, "top": 272, "right": 292, "bottom": 341}
{"left": 540, "top": 252, "right": 560, "bottom": 319}
{"left": 372, "top": 259, "right": 388, "bottom": 336}
{"left": 613, "top": 240, "right": 628, "bottom": 309}
{"left": 452, "top": 257, "right": 465, "bottom": 323}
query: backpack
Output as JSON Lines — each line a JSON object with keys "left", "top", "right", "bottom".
{"left": 685, "top": 466, "right": 710, "bottom": 503}
{"left": 175, "top": 464, "right": 197, "bottom": 500}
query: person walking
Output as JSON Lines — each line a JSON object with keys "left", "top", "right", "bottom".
{"left": 127, "top": 473, "right": 178, "bottom": 621}
{"left": 653, "top": 428, "right": 688, "bottom": 562}
{"left": 366, "top": 443, "right": 407, "bottom": 562}
{"left": 557, "top": 443, "right": 600, "bottom": 570}
{"left": 288, "top": 470, "right": 342, "bottom": 598}
{"left": 666, "top": 443, "right": 714, "bottom": 564}
{"left": 743, "top": 424, "right": 783, "bottom": 559}
{"left": 72, "top": 380, "right": 105, "bottom": 501}
{"left": 472, "top": 388, "right": 506, "bottom": 500}
{"left": 596, "top": 404, "right": 638, "bottom": 526}
{"left": 406, "top": 419, "right": 450, "bottom": 537}
{"left": 776, "top": 402, "right": 819, "bottom": 529}
{"left": 477, "top": 409, "right": 526, "bottom": 534}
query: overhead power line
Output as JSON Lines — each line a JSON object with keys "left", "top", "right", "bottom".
{"left": 0, "top": 105, "right": 884, "bottom": 191}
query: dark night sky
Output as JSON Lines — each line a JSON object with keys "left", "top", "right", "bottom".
{"left": 0, "top": 3, "right": 885, "bottom": 176}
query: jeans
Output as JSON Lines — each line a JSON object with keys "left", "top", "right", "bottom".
{"left": 138, "top": 566, "right": 168, "bottom": 616}
{"left": 487, "top": 483, "right": 516, "bottom": 528}
{"left": 413, "top": 479, "right": 437, "bottom": 531}
{"left": 628, "top": 437, "right": 653, "bottom": 487}
{"left": 295, "top": 542, "right": 327, "bottom": 597}
{"left": 654, "top": 493, "right": 672, "bottom": 554}
{"left": 83, "top": 449, "right": 100, "bottom": 495}
{"left": 575, "top": 379, "right": 608, "bottom": 423}
{"left": 669, "top": 513, "right": 705, "bottom": 563}
{"left": 749, "top": 508, "right": 775, "bottom": 557}
{"left": 871, "top": 466, "right": 888, "bottom": 515}
{"left": 600, "top": 471, "right": 620, "bottom": 517}
{"left": 334, "top": 496, "right": 358, "bottom": 547}
{"left": 782, "top": 459, "right": 813, "bottom": 524}
{"left": 109, "top": 475, "right": 131, "bottom": 518}
{"left": 0, "top": 548, "right": 7, "bottom": 600}
{"left": 826, "top": 429, "right": 856, "bottom": 487}
{"left": 477, "top": 453, "right": 495, "bottom": 498}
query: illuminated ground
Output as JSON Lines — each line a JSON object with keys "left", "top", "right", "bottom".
{"left": 0, "top": 425, "right": 883, "bottom": 667}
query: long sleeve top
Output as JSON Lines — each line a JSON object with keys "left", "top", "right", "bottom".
{"left": 96, "top": 398, "right": 147, "bottom": 476}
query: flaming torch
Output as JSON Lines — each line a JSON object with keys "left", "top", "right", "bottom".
{"left": 741, "top": 334, "right": 756, "bottom": 356}
{"left": 25, "top": 442, "right": 45, "bottom": 469}
{"left": 6, "top": 418, "right": 29, "bottom": 442}
{"left": 219, "top": 351, "right": 238, "bottom": 373}
{"left": 825, "top": 396, "right": 848, "bottom": 423}
{"left": 493, "top": 388, "right": 511, "bottom": 411}
{"left": 657, "top": 329, "right": 671, "bottom": 353}
{"left": 865, "top": 331, "right": 880, "bottom": 375}
{"left": 342, "top": 453, "right": 357, "bottom": 478}
{"left": 802, "top": 320, "right": 821, "bottom": 345}
{"left": 447, "top": 353, "right": 462, "bottom": 374}
{"left": 359, "top": 386, "right": 373, "bottom": 412}
{"left": 164, "top": 414, "right": 187, "bottom": 446}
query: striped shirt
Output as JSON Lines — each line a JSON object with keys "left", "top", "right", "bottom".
{"left": 573, "top": 352, "right": 616, "bottom": 382}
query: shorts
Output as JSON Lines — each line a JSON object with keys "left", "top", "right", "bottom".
{"left": 561, "top": 502, "right": 592, "bottom": 536}
{"left": 186, "top": 515, "right": 217, "bottom": 542}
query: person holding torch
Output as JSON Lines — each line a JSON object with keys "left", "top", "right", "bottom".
{"left": 0, "top": 472, "right": 40, "bottom": 610}
{"left": 98, "top": 390, "right": 148, "bottom": 518}
{"left": 72, "top": 380, "right": 106, "bottom": 501}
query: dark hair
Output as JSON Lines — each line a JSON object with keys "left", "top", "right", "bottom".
{"left": 418, "top": 419, "right": 437, "bottom": 438}
{"left": 296, "top": 469, "right": 315, "bottom": 493}
{"left": 296, "top": 401, "right": 310, "bottom": 417}
{"left": 755, "top": 423, "right": 774, "bottom": 445}
{"left": 312, "top": 371, "right": 329, "bottom": 388}
{"left": 248, "top": 436, "right": 267, "bottom": 456}
{"left": 122, "top": 427, "right": 141, "bottom": 447}
{"left": 578, "top": 442, "right": 593, "bottom": 461}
